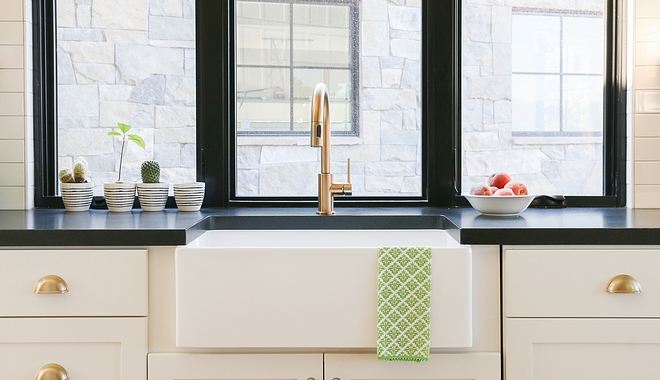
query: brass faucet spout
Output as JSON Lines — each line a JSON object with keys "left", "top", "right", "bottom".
{"left": 310, "top": 83, "right": 352, "bottom": 215}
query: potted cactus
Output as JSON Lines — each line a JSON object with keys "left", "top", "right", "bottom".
{"left": 137, "top": 160, "right": 169, "bottom": 211}
{"left": 59, "top": 158, "right": 93, "bottom": 212}
{"left": 103, "top": 122, "right": 145, "bottom": 212}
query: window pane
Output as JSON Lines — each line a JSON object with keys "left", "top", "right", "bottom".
{"left": 563, "top": 75, "right": 603, "bottom": 132}
{"left": 235, "top": 0, "right": 422, "bottom": 198}
{"left": 512, "top": 74, "right": 560, "bottom": 132}
{"left": 463, "top": 1, "right": 605, "bottom": 196}
{"left": 512, "top": 15, "right": 560, "bottom": 73}
{"left": 237, "top": 67, "right": 291, "bottom": 132}
{"left": 563, "top": 16, "right": 604, "bottom": 74}
{"left": 57, "top": 0, "right": 197, "bottom": 195}
{"left": 236, "top": 2, "right": 290, "bottom": 66}
{"left": 293, "top": 4, "right": 350, "bottom": 67}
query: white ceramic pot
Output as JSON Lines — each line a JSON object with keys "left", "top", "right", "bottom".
{"left": 103, "top": 182, "right": 136, "bottom": 212}
{"left": 137, "top": 182, "right": 169, "bottom": 212}
{"left": 173, "top": 182, "right": 205, "bottom": 211}
{"left": 61, "top": 182, "right": 93, "bottom": 212}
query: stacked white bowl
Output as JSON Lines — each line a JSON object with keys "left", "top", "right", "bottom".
{"left": 173, "top": 182, "right": 205, "bottom": 211}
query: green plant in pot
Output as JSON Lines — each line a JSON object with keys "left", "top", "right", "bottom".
{"left": 104, "top": 122, "right": 145, "bottom": 212}
{"left": 137, "top": 160, "right": 169, "bottom": 212}
{"left": 59, "top": 158, "right": 93, "bottom": 212}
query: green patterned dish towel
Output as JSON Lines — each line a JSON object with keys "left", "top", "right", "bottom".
{"left": 377, "top": 246, "right": 432, "bottom": 362}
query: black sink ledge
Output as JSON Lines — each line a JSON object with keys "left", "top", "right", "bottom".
{"left": 0, "top": 207, "right": 659, "bottom": 247}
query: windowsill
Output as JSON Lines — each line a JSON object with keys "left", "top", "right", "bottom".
{"left": 512, "top": 135, "right": 603, "bottom": 145}
{"left": 237, "top": 136, "right": 365, "bottom": 146}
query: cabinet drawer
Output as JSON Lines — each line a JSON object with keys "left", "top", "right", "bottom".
{"left": 504, "top": 248, "right": 660, "bottom": 317}
{"left": 149, "top": 353, "right": 323, "bottom": 380}
{"left": 0, "top": 318, "right": 147, "bottom": 380}
{"left": 0, "top": 250, "right": 148, "bottom": 317}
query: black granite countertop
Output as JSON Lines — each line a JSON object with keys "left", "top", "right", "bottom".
{"left": 0, "top": 206, "right": 659, "bottom": 247}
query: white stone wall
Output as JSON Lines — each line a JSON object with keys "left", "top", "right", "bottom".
{"left": 236, "top": 0, "right": 423, "bottom": 197}
{"left": 462, "top": 0, "right": 605, "bottom": 195}
{"left": 57, "top": 0, "right": 196, "bottom": 194}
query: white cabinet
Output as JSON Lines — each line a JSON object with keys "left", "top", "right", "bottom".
{"left": 0, "top": 318, "right": 147, "bottom": 379}
{"left": 149, "top": 353, "right": 323, "bottom": 380}
{"left": 148, "top": 353, "right": 500, "bottom": 380}
{"left": 325, "top": 353, "right": 501, "bottom": 380}
{"left": 504, "top": 247, "right": 660, "bottom": 380}
{"left": 0, "top": 249, "right": 149, "bottom": 380}
{"left": 505, "top": 318, "right": 660, "bottom": 380}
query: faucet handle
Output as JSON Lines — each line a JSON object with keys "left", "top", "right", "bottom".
{"left": 347, "top": 158, "right": 351, "bottom": 183}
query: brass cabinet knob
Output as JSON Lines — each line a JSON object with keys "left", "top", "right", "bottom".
{"left": 35, "top": 363, "right": 70, "bottom": 380}
{"left": 34, "top": 275, "right": 69, "bottom": 294}
{"left": 606, "top": 274, "right": 641, "bottom": 294}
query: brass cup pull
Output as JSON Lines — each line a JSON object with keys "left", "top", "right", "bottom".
{"left": 35, "top": 363, "right": 70, "bottom": 380}
{"left": 34, "top": 275, "right": 69, "bottom": 294}
{"left": 606, "top": 274, "right": 641, "bottom": 294}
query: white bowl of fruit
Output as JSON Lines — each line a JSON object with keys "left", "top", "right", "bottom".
{"left": 464, "top": 172, "right": 534, "bottom": 216}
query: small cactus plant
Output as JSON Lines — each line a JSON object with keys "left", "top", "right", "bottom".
{"left": 59, "top": 158, "right": 88, "bottom": 183}
{"left": 141, "top": 160, "right": 161, "bottom": 183}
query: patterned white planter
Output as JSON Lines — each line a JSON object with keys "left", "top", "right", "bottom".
{"left": 103, "top": 182, "right": 136, "bottom": 212}
{"left": 61, "top": 182, "right": 93, "bottom": 212}
{"left": 173, "top": 182, "right": 205, "bottom": 212}
{"left": 137, "top": 182, "right": 169, "bottom": 212}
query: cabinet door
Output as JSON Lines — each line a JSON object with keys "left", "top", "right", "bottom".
{"left": 0, "top": 318, "right": 147, "bottom": 380}
{"left": 506, "top": 318, "right": 660, "bottom": 380}
{"left": 325, "top": 353, "right": 500, "bottom": 380}
{"left": 148, "top": 353, "right": 323, "bottom": 380}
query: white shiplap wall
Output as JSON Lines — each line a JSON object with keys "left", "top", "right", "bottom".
{"left": 0, "top": 0, "right": 33, "bottom": 209}
{"left": 0, "top": 0, "right": 656, "bottom": 209}
{"left": 634, "top": 0, "right": 660, "bottom": 208}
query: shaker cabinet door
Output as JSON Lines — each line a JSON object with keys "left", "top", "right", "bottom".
{"left": 506, "top": 318, "right": 660, "bottom": 380}
{"left": 324, "top": 353, "right": 501, "bottom": 380}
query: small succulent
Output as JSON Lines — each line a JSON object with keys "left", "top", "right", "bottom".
{"left": 141, "top": 160, "right": 161, "bottom": 183}
{"left": 59, "top": 158, "right": 88, "bottom": 183}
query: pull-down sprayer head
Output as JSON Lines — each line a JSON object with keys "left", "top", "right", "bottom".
{"left": 310, "top": 83, "right": 329, "bottom": 149}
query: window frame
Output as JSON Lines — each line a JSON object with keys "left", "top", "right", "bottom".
{"left": 511, "top": 8, "right": 605, "bottom": 137}
{"left": 32, "top": 0, "right": 625, "bottom": 209}
{"left": 235, "top": 0, "right": 360, "bottom": 137}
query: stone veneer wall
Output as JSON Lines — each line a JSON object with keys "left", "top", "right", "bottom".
{"left": 462, "top": 0, "right": 605, "bottom": 195}
{"left": 57, "top": 0, "right": 196, "bottom": 195}
{"left": 236, "top": 0, "right": 423, "bottom": 197}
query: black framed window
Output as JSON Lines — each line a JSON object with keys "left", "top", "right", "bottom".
{"left": 33, "top": 0, "right": 625, "bottom": 209}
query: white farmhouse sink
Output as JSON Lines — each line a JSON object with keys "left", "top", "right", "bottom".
{"left": 176, "top": 229, "right": 472, "bottom": 349}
